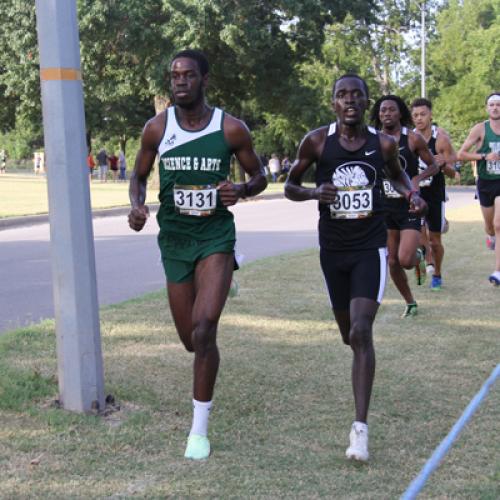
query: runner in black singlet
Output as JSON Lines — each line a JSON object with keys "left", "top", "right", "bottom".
{"left": 370, "top": 95, "right": 438, "bottom": 317}
{"left": 285, "top": 75, "right": 427, "bottom": 462}
{"left": 411, "top": 98, "right": 457, "bottom": 291}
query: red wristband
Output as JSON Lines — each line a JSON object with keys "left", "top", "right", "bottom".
{"left": 407, "top": 190, "right": 418, "bottom": 203}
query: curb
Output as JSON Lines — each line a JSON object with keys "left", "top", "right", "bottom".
{"left": 0, "top": 193, "right": 284, "bottom": 231}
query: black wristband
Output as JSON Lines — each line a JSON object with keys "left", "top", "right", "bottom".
{"left": 242, "top": 183, "right": 251, "bottom": 198}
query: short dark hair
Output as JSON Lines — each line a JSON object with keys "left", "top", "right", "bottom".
{"left": 171, "top": 49, "right": 209, "bottom": 76}
{"left": 411, "top": 97, "right": 432, "bottom": 110}
{"left": 370, "top": 94, "right": 413, "bottom": 129}
{"left": 332, "top": 74, "right": 370, "bottom": 100}
{"left": 486, "top": 92, "right": 500, "bottom": 104}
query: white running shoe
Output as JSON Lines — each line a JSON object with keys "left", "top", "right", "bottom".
{"left": 346, "top": 421, "right": 369, "bottom": 462}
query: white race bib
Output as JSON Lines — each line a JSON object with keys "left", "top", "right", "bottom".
{"left": 329, "top": 186, "right": 373, "bottom": 219}
{"left": 383, "top": 180, "right": 403, "bottom": 199}
{"left": 486, "top": 160, "right": 500, "bottom": 175}
{"left": 174, "top": 184, "right": 217, "bottom": 216}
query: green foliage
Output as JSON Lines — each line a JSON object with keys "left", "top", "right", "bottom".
{"left": 427, "top": 0, "right": 500, "bottom": 143}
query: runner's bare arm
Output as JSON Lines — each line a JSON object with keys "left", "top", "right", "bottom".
{"left": 285, "top": 127, "right": 338, "bottom": 203}
{"left": 410, "top": 131, "right": 439, "bottom": 187}
{"left": 458, "top": 123, "right": 485, "bottom": 162}
{"left": 218, "top": 115, "right": 267, "bottom": 206}
{"left": 381, "top": 133, "right": 427, "bottom": 215}
{"left": 458, "top": 122, "right": 500, "bottom": 162}
{"left": 128, "top": 114, "right": 164, "bottom": 231}
{"left": 435, "top": 129, "right": 458, "bottom": 179}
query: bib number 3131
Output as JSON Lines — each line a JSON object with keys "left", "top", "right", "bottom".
{"left": 329, "top": 187, "right": 373, "bottom": 219}
{"left": 174, "top": 184, "right": 217, "bottom": 216}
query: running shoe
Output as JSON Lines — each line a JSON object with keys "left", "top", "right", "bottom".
{"left": 401, "top": 302, "right": 418, "bottom": 318}
{"left": 486, "top": 236, "right": 496, "bottom": 250}
{"left": 489, "top": 272, "right": 500, "bottom": 287}
{"left": 415, "top": 248, "right": 427, "bottom": 286}
{"left": 346, "top": 421, "right": 369, "bottom": 462}
{"left": 228, "top": 278, "right": 239, "bottom": 298}
{"left": 430, "top": 275, "right": 442, "bottom": 291}
{"left": 184, "top": 434, "right": 210, "bottom": 460}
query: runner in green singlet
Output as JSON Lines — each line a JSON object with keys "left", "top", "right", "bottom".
{"left": 458, "top": 92, "right": 500, "bottom": 286}
{"left": 128, "top": 49, "right": 267, "bottom": 460}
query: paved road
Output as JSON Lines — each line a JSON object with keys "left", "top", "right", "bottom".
{"left": 0, "top": 187, "right": 476, "bottom": 333}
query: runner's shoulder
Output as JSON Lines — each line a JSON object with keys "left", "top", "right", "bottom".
{"left": 142, "top": 111, "right": 167, "bottom": 147}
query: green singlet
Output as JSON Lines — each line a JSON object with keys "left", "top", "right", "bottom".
{"left": 156, "top": 106, "right": 236, "bottom": 283}
{"left": 477, "top": 120, "right": 500, "bottom": 180}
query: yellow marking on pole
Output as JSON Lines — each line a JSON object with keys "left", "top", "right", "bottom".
{"left": 40, "top": 68, "right": 82, "bottom": 81}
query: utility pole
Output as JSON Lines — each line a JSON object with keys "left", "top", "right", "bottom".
{"left": 35, "top": 1, "right": 105, "bottom": 413}
{"left": 420, "top": 1, "right": 426, "bottom": 98}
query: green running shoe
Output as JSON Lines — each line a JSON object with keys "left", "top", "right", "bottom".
{"left": 184, "top": 434, "right": 210, "bottom": 460}
{"left": 415, "top": 248, "right": 427, "bottom": 286}
{"left": 401, "top": 302, "right": 418, "bottom": 318}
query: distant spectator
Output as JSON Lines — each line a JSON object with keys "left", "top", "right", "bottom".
{"left": 281, "top": 155, "right": 291, "bottom": 174}
{"left": 87, "top": 152, "right": 96, "bottom": 182}
{"left": 0, "top": 149, "right": 7, "bottom": 174}
{"left": 108, "top": 152, "right": 119, "bottom": 182}
{"left": 269, "top": 153, "right": 281, "bottom": 182}
{"left": 96, "top": 148, "right": 108, "bottom": 182}
{"left": 34, "top": 152, "right": 42, "bottom": 175}
{"left": 118, "top": 150, "right": 127, "bottom": 181}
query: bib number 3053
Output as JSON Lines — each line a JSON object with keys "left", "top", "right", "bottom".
{"left": 329, "top": 187, "right": 373, "bottom": 219}
{"left": 174, "top": 184, "right": 217, "bottom": 216}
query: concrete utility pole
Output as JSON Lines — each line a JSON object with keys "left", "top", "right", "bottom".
{"left": 420, "top": 1, "right": 426, "bottom": 98}
{"left": 35, "top": 0, "right": 105, "bottom": 413}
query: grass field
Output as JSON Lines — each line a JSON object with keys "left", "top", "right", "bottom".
{"left": 0, "top": 205, "right": 499, "bottom": 498}
{"left": 0, "top": 173, "right": 286, "bottom": 218}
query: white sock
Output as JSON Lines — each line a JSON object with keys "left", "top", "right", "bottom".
{"left": 189, "top": 399, "right": 212, "bottom": 437}
{"left": 491, "top": 271, "right": 500, "bottom": 280}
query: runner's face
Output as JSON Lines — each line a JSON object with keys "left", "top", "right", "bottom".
{"left": 379, "top": 100, "right": 401, "bottom": 129}
{"left": 170, "top": 58, "right": 205, "bottom": 108}
{"left": 333, "top": 78, "right": 368, "bottom": 125}
{"left": 411, "top": 105, "right": 432, "bottom": 131}
{"left": 486, "top": 98, "right": 500, "bottom": 121}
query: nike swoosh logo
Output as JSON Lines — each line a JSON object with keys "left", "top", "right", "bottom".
{"left": 365, "top": 150, "right": 376, "bottom": 156}
{"left": 399, "top": 147, "right": 405, "bottom": 151}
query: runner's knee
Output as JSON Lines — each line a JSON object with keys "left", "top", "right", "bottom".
{"left": 349, "top": 319, "right": 373, "bottom": 349}
{"left": 192, "top": 319, "right": 218, "bottom": 354}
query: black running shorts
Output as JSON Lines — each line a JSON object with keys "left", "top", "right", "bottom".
{"left": 422, "top": 199, "right": 446, "bottom": 233}
{"left": 385, "top": 209, "right": 421, "bottom": 231}
{"left": 477, "top": 177, "right": 500, "bottom": 208}
{"left": 320, "top": 247, "right": 388, "bottom": 310}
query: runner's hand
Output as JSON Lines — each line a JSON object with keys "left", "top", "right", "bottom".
{"left": 128, "top": 205, "right": 150, "bottom": 231}
{"left": 218, "top": 181, "right": 242, "bottom": 206}
{"left": 409, "top": 193, "right": 427, "bottom": 216}
{"left": 314, "top": 183, "right": 338, "bottom": 204}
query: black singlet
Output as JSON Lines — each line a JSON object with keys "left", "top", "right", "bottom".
{"left": 417, "top": 125, "right": 445, "bottom": 202}
{"left": 315, "top": 123, "right": 387, "bottom": 251}
{"left": 382, "top": 127, "right": 418, "bottom": 211}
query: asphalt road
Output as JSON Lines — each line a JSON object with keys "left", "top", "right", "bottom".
{"left": 0, "top": 187, "right": 476, "bottom": 334}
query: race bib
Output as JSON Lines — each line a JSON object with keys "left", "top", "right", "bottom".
{"left": 329, "top": 186, "right": 373, "bottom": 219}
{"left": 486, "top": 160, "right": 500, "bottom": 175}
{"left": 382, "top": 180, "right": 403, "bottom": 199}
{"left": 173, "top": 184, "right": 217, "bottom": 216}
